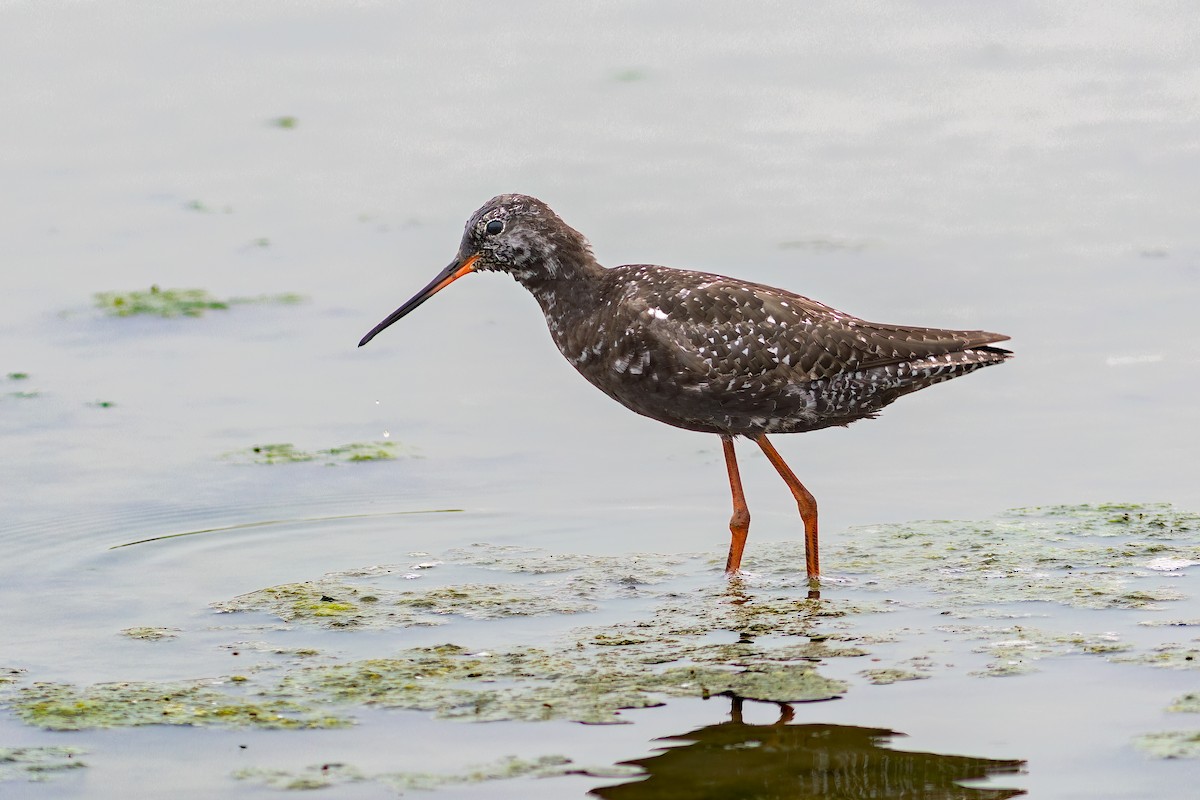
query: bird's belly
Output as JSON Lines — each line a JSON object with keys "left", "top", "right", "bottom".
{"left": 570, "top": 360, "right": 836, "bottom": 436}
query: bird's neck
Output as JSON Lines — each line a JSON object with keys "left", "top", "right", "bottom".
{"left": 517, "top": 252, "right": 606, "bottom": 316}
{"left": 512, "top": 252, "right": 608, "bottom": 346}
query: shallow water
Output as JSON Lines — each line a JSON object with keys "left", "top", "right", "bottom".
{"left": 3, "top": 2, "right": 1200, "bottom": 797}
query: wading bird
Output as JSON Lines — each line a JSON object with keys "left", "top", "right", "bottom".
{"left": 360, "top": 195, "right": 1011, "bottom": 579}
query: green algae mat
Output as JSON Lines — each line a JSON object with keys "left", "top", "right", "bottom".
{"left": 3, "top": 502, "right": 1199, "bottom": 792}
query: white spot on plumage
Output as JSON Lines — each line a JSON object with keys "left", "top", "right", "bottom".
{"left": 628, "top": 350, "right": 651, "bottom": 375}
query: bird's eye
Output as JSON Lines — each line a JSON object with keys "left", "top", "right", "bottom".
{"left": 485, "top": 219, "right": 504, "bottom": 236}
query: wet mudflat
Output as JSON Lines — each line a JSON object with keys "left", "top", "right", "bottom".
{"left": 3, "top": 3, "right": 1200, "bottom": 798}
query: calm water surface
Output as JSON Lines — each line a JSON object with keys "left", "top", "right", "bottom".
{"left": 2, "top": 2, "right": 1199, "bottom": 798}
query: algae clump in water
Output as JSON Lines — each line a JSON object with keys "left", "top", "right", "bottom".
{"left": 12, "top": 680, "right": 351, "bottom": 731}
{"left": 94, "top": 285, "right": 305, "bottom": 317}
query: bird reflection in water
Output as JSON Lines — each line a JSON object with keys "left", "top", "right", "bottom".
{"left": 591, "top": 698, "right": 1025, "bottom": 800}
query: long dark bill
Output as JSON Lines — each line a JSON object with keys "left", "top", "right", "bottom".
{"left": 358, "top": 254, "right": 480, "bottom": 347}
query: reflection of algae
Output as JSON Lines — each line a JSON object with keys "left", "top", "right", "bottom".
{"left": 0, "top": 746, "right": 87, "bottom": 783}
{"left": 12, "top": 681, "right": 351, "bottom": 731}
{"left": 94, "top": 285, "right": 305, "bottom": 318}
{"left": 225, "top": 441, "right": 403, "bottom": 465}
{"left": 752, "top": 502, "right": 1199, "bottom": 610}
{"left": 215, "top": 581, "right": 596, "bottom": 629}
{"left": 1133, "top": 731, "right": 1200, "bottom": 759}
{"left": 234, "top": 754, "right": 587, "bottom": 792}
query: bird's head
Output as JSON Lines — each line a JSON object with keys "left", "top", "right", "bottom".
{"left": 359, "top": 194, "right": 592, "bottom": 347}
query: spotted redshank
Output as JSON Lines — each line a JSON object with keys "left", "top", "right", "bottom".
{"left": 360, "top": 195, "right": 1012, "bottom": 579}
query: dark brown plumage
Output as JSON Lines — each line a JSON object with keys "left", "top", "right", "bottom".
{"left": 360, "top": 194, "right": 1012, "bottom": 580}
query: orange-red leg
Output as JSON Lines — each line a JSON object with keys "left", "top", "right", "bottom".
{"left": 755, "top": 434, "right": 820, "bottom": 580}
{"left": 720, "top": 434, "right": 750, "bottom": 574}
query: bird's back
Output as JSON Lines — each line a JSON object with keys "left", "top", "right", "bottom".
{"left": 542, "top": 264, "right": 1010, "bottom": 437}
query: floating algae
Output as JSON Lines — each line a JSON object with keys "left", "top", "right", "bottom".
{"left": 445, "top": 542, "right": 690, "bottom": 582}
{"left": 1110, "top": 643, "right": 1200, "bottom": 670}
{"left": 1168, "top": 692, "right": 1200, "bottom": 713}
{"left": 925, "top": 624, "right": 1133, "bottom": 678}
{"left": 860, "top": 667, "right": 932, "bottom": 685}
{"left": 280, "top": 645, "right": 668, "bottom": 724}
{"left": 121, "top": 626, "right": 180, "bottom": 641}
{"left": 12, "top": 680, "right": 350, "bottom": 731}
{"left": 95, "top": 286, "right": 228, "bottom": 317}
{"left": 279, "top": 643, "right": 846, "bottom": 724}
{"left": 16, "top": 503, "right": 1200, "bottom": 740}
{"left": 235, "top": 762, "right": 364, "bottom": 791}
{"left": 211, "top": 551, "right": 856, "bottom": 721}
{"left": 1133, "top": 730, "right": 1200, "bottom": 759}
{"left": 94, "top": 285, "right": 305, "bottom": 318}
{"left": 4, "top": 372, "right": 39, "bottom": 401}
{"left": 214, "top": 580, "right": 596, "bottom": 629}
{"left": 233, "top": 754, "right": 588, "bottom": 793}
{"left": 225, "top": 441, "right": 404, "bottom": 465}
{"left": 0, "top": 746, "right": 86, "bottom": 783}
{"left": 746, "top": 502, "right": 1199, "bottom": 611}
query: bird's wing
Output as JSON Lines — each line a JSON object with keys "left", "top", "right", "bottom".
{"left": 619, "top": 267, "right": 1008, "bottom": 382}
